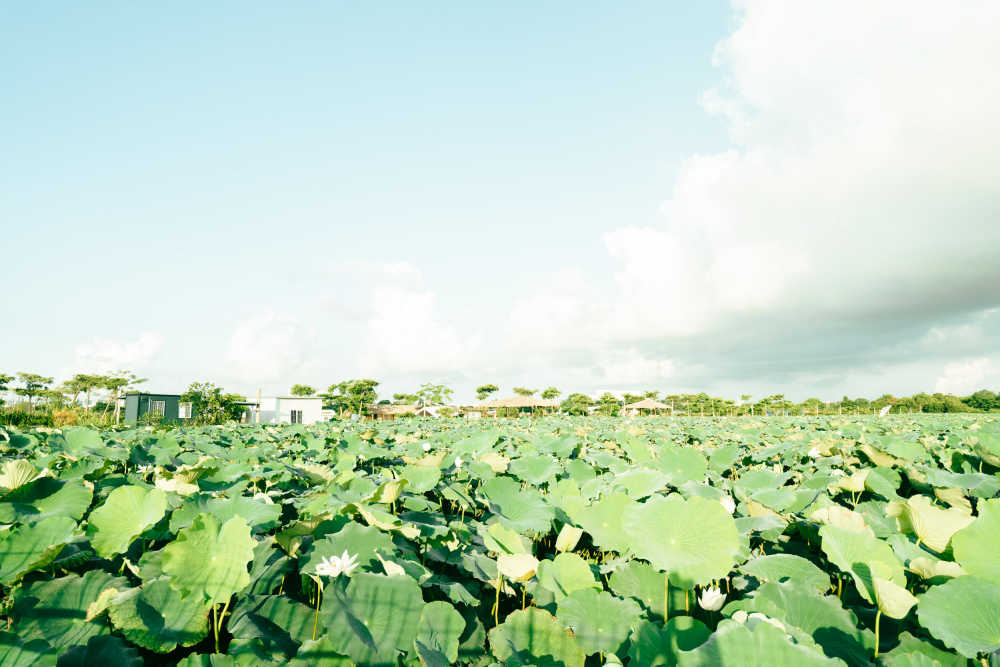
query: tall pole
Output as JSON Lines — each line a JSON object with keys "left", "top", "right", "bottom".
{"left": 256, "top": 387, "right": 261, "bottom": 424}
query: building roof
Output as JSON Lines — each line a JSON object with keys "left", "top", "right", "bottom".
{"left": 625, "top": 397, "right": 671, "bottom": 410}
{"left": 475, "top": 395, "right": 561, "bottom": 409}
{"left": 125, "top": 392, "right": 181, "bottom": 398}
{"left": 372, "top": 404, "right": 420, "bottom": 415}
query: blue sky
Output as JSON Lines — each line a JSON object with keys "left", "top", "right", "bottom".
{"left": 3, "top": 1, "right": 999, "bottom": 403}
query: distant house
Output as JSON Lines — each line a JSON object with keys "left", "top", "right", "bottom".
{"left": 242, "top": 396, "right": 324, "bottom": 425}
{"left": 124, "top": 393, "right": 193, "bottom": 424}
{"left": 372, "top": 404, "right": 418, "bottom": 421}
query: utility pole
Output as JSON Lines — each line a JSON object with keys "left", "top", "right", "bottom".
{"left": 256, "top": 387, "right": 261, "bottom": 424}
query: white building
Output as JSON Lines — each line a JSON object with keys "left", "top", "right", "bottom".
{"left": 246, "top": 396, "right": 324, "bottom": 424}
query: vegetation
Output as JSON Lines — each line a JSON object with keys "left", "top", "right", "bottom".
{"left": 289, "top": 384, "right": 316, "bottom": 396}
{"left": 0, "top": 414, "right": 998, "bottom": 665}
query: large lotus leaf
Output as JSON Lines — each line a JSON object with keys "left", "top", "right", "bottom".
{"left": 0, "top": 632, "right": 57, "bottom": 667}
{"left": 14, "top": 570, "right": 129, "bottom": 649}
{"left": 723, "top": 581, "right": 874, "bottom": 666}
{"left": 508, "top": 455, "right": 561, "bottom": 485}
{"left": 228, "top": 594, "right": 315, "bottom": 657}
{"left": 162, "top": 513, "right": 255, "bottom": 604}
{"left": 873, "top": 575, "right": 917, "bottom": 619}
{"left": 627, "top": 617, "right": 711, "bottom": 667}
{"left": 108, "top": 578, "right": 211, "bottom": 653}
{"left": 0, "top": 515, "right": 77, "bottom": 584}
{"left": 61, "top": 428, "right": 113, "bottom": 457}
{"left": 400, "top": 465, "right": 441, "bottom": 494}
{"left": 87, "top": 485, "right": 167, "bottom": 558}
{"left": 951, "top": 497, "right": 1000, "bottom": 583}
{"left": 555, "top": 588, "right": 642, "bottom": 655}
{"left": 301, "top": 521, "right": 395, "bottom": 575}
{"left": 623, "top": 494, "right": 740, "bottom": 588}
{"left": 655, "top": 446, "right": 708, "bottom": 486}
{"left": 734, "top": 469, "right": 790, "bottom": 498}
{"left": 675, "top": 619, "right": 844, "bottom": 666}
{"left": 575, "top": 492, "right": 634, "bottom": 552}
{"left": 878, "top": 631, "right": 966, "bottom": 667}
{"left": 0, "top": 459, "right": 38, "bottom": 493}
{"left": 916, "top": 575, "right": 1000, "bottom": 658}
{"left": 819, "top": 524, "right": 904, "bottom": 603}
{"left": 56, "top": 635, "right": 142, "bottom": 667}
{"left": 498, "top": 553, "right": 540, "bottom": 582}
{"left": 287, "top": 637, "right": 353, "bottom": 666}
{"left": 971, "top": 432, "right": 1000, "bottom": 467}
{"left": 488, "top": 608, "right": 585, "bottom": 667}
{"left": 739, "top": 555, "right": 831, "bottom": 595}
{"left": 612, "top": 469, "right": 668, "bottom": 499}
{"left": 890, "top": 496, "right": 973, "bottom": 553}
{"left": 0, "top": 478, "right": 92, "bottom": 525}
{"left": 480, "top": 476, "right": 554, "bottom": 534}
{"left": 414, "top": 600, "right": 465, "bottom": 664}
{"left": 170, "top": 494, "right": 281, "bottom": 533}
{"left": 480, "top": 521, "right": 531, "bottom": 555}
{"left": 536, "top": 553, "right": 600, "bottom": 601}
{"left": 322, "top": 572, "right": 426, "bottom": 665}
{"left": 608, "top": 560, "right": 688, "bottom": 620}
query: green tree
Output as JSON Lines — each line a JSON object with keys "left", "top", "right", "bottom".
{"left": 62, "top": 373, "right": 108, "bottom": 409}
{"left": 540, "top": 387, "right": 561, "bottom": 400}
{"left": 560, "top": 393, "right": 593, "bottom": 415}
{"left": 392, "top": 392, "right": 419, "bottom": 405}
{"left": 415, "top": 382, "right": 453, "bottom": 407}
{"left": 0, "top": 373, "right": 15, "bottom": 407}
{"left": 513, "top": 387, "right": 536, "bottom": 396}
{"left": 321, "top": 379, "right": 379, "bottom": 417}
{"left": 475, "top": 384, "right": 499, "bottom": 401}
{"left": 595, "top": 392, "right": 622, "bottom": 416}
{"left": 289, "top": 384, "right": 316, "bottom": 396}
{"left": 181, "top": 382, "right": 245, "bottom": 424}
{"left": 14, "top": 373, "right": 54, "bottom": 410}
{"left": 101, "top": 372, "right": 147, "bottom": 423}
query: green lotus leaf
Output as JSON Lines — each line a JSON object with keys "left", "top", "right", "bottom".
{"left": 14, "top": 570, "right": 129, "bottom": 649}
{"left": 555, "top": 588, "right": 642, "bottom": 655}
{"left": 916, "top": 576, "right": 1000, "bottom": 658}
{"left": 55, "top": 635, "right": 142, "bottom": 667}
{"left": 1, "top": 478, "right": 93, "bottom": 525}
{"left": 0, "top": 515, "right": 77, "bottom": 585}
{"left": 878, "top": 631, "right": 966, "bottom": 667}
{"left": 508, "top": 455, "right": 561, "bottom": 485}
{"left": 368, "top": 478, "right": 407, "bottom": 504}
{"left": 228, "top": 594, "right": 314, "bottom": 657}
{"left": 0, "top": 631, "right": 57, "bottom": 667}
{"left": 951, "top": 497, "right": 1000, "bottom": 583}
{"left": 288, "top": 637, "right": 353, "bottom": 666}
{"left": 576, "top": 491, "right": 634, "bottom": 552}
{"left": 627, "top": 617, "right": 711, "bottom": 667}
{"left": 87, "top": 485, "right": 167, "bottom": 558}
{"left": 655, "top": 446, "right": 708, "bottom": 486}
{"left": 0, "top": 459, "right": 38, "bottom": 493}
{"left": 555, "top": 524, "right": 583, "bottom": 552}
{"left": 488, "top": 608, "right": 585, "bottom": 667}
{"left": 170, "top": 494, "right": 281, "bottom": 534}
{"left": 819, "top": 524, "right": 904, "bottom": 603}
{"left": 162, "top": 513, "right": 255, "bottom": 604}
{"left": 301, "top": 521, "right": 395, "bottom": 575}
{"left": 107, "top": 578, "right": 211, "bottom": 653}
{"left": 498, "top": 553, "right": 540, "bottom": 582}
{"left": 891, "top": 495, "right": 973, "bottom": 553}
{"left": 612, "top": 469, "right": 668, "bottom": 499}
{"left": 480, "top": 521, "right": 531, "bottom": 555}
{"left": 623, "top": 494, "right": 740, "bottom": 588}
{"left": 321, "top": 571, "right": 426, "bottom": 665}
{"left": 414, "top": 600, "right": 465, "bottom": 664}
{"left": 676, "top": 618, "right": 845, "bottom": 666}
{"left": 536, "top": 553, "right": 600, "bottom": 601}
{"left": 739, "top": 555, "right": 831, "bottom": 595}
{"left": 480, "top": 476, "right": 554, "bottom": 534}
{"left": 873, "top": 575, "right": 917, "bottom": 619}
{"left": 400, "top": 465, "right": 441, "bottom": 493}
{"left": 609, "top": 560, "right": 688, "bottom": 619}
{"left": 722, "top": 580, "right": 874, "bottom": 665}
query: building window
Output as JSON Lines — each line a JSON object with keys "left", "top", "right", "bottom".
{"left": 290, "top": 409, "right": 303, "bottom": 424}
{"left": 178, "top": 402, "right": 192, "bottom": 419}
{"left": 150, "top": 400, "right": 166, "bottom": 417}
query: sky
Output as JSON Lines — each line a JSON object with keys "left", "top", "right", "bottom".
{"left": 2, "top": 1, "right": 999, "bottom": 404}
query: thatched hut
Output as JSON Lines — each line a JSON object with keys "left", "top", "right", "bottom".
{"left": 624, "top": 397, "right": 671, "bottom": 416}
{"left": 475, "top": 395, "right": 560, "bottom": 417}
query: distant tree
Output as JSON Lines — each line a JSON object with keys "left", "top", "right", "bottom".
{"left": 392, "top": 393, "right": 419, "bottom": 405}
{"left": 62, "top": 373, "right": 108, "bottom": 409}
{"left": 0, "top": 373, "right": 15, "bottom": 406}
{"left": 561, "top": 393, "right": 593, "bottom": 415}
{"left": 101, "top": 372, "right": 147, "bottom": 422}
{"left": 437, "top": 406, "right": 458, "bottom": 418}
{"left": 290, "top": 384, "right": 316, "bottom": 396}
{"left": 321, "top": 379, "right": 379, "bottom": 417}
{"left": 643, "top": 390, "right": 661, "bottom": 400}
{"left": 963, "top": 389, "right": 998, "bottom": 411}
{"left": 415, "top": 382, "right": 453, "bottom": 407}
{"left": 623, "top": 393, "right": 644, "bottom": 405}
{"left": 596, "top": 392, "right": 622, "bottom": 417}
{"left": 800, "top": 397, "right": 824, "bottom": 415}
{"left": 540, "top": 387, "right": 561, "bottom": 400}
{"left": 15, "top": 373, "right": 54, "bottom": 410}
{"left": 181, "top": 382, "right": 245, "bottom": 424}
{"left": 513, "top": 387, "right": 536, "bottom": 397}
{"left": 475, "top": 384, "right": 499, "bottom": 401}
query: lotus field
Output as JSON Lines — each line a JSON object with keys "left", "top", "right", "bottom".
{"left": 2, "top": 415, "right": 1000, "bottom": 666}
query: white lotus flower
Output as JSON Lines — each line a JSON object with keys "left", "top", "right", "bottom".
{"left": 315, "top": 550, "right": 360, "bottom": 578}
{"left": 807, "top": 447, "right": 821, "bottom": 458}
{"left": 137, "top": 464, "right": 153, "bottom": 475}
{"left": 455, "top": 457, "right": 464, "bottom": 468}
{"left": 422, "top": 443, "right": 431, "bottom": 452}
{"left": 719, "top": 496, "right": 736, "bottom": 515}
{"left": 698, "top": 586, "right": 726, "bottom": 611}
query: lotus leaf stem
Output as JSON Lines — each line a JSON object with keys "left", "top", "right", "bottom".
{"left": 873, "top": 609, "right": 881, "bottom": 659}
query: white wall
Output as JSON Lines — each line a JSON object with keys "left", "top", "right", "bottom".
{"left": 257, "top": 396, "right": 324, "bottom": 424}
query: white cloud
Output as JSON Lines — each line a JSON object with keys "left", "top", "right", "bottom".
{"left": 73, "top": 332, "right": 164, "bottom": 373}
{"left": 935, "top": 357, "right": 995, "bottom": 395}
{"left": 226, "top": 310, "right": 311, "bottom": 384}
